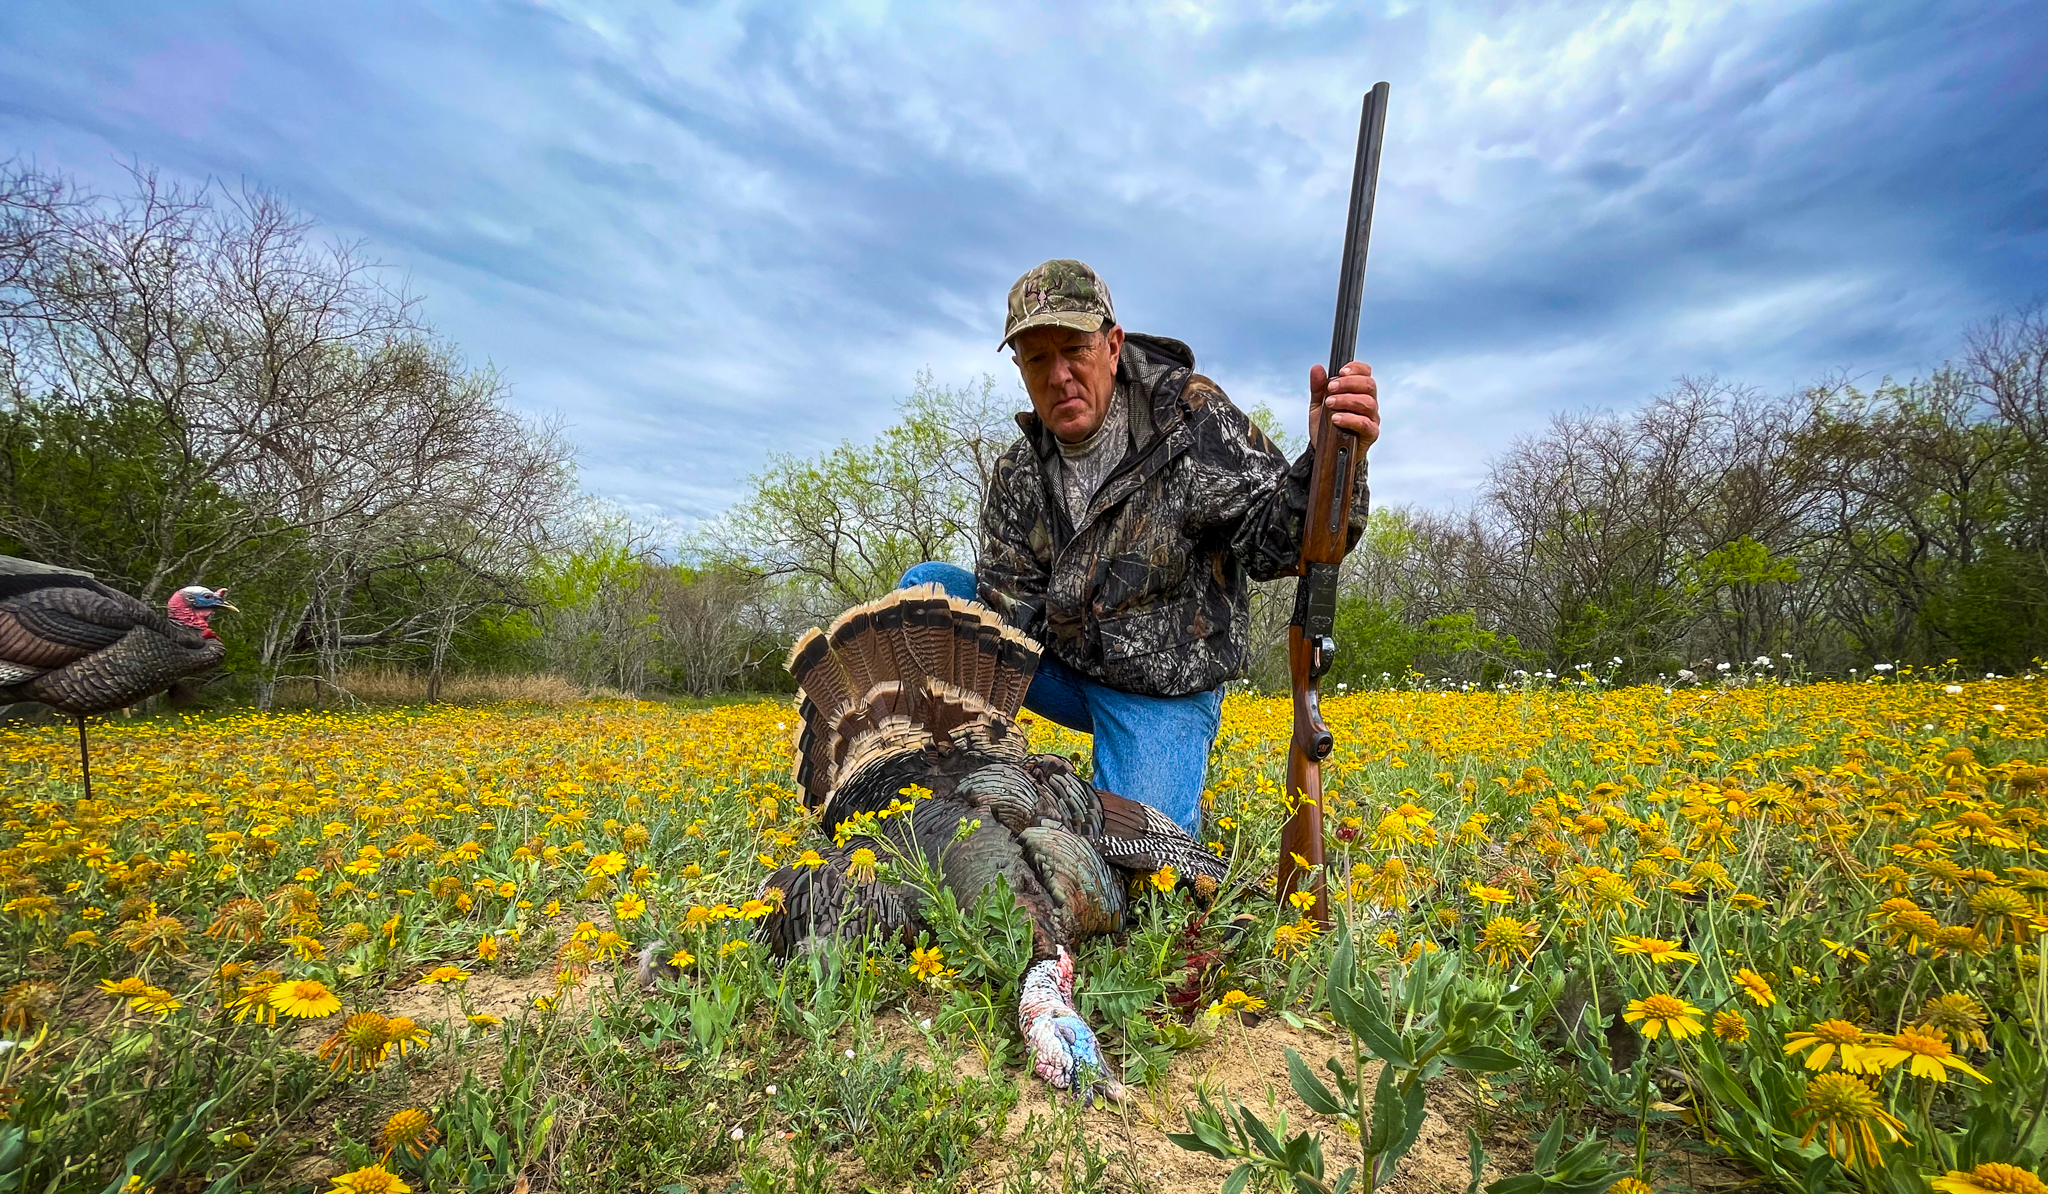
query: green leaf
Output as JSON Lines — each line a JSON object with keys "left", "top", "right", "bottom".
{"left": 1443, "top": 1045, "right": 1519, "bottom": 1073}
{"left": 1329, "top": 982, "right": 1405, "bottom": 1061}
{"left": 1379, "top": 1073, "right": 1430, "bottom": 1175}
{"left": 1239, "top": 1105, "right": 1285, "bottom": 1158}
{"left": 1533, "top": 1115, "right": 1567, "bottom": 1171}
{"left": 1222, "top": 1167, "right": 1253, "bottom": 1194}
{"left": 1332, "top": 927, "right": 1358, "bottom": 990}
{"left": 1466, "top": 1125, "right": 1489, "bottom": 1194}
{"left": 1167, "top": 1131, "right": 1230, "bottom": 1160}
{"left": 1326, "top": 1055, "right": 1360, "bottom": 1101}
{"left": 1288, "top": 1048, "right": 1348, "bottom": 1116}
{"left": 1365, "top": 1061, "right": 1425, "bottom": 1165}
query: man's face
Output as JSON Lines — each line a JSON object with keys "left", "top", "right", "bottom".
{"left": 1011, "top": 324, "right": 1125, "bottom": 443}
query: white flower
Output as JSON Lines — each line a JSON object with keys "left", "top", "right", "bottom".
{"left": 1873, "top": 662, "right": 1894, "bottom": 672}
{"left": 1923, "top": 724, "right": 1934, "bottom": 731}
{"left": 1716, "top": 662, "right": 1731, "bottom": 672}
{"left": 730, "top": 1126, "right": 745, "bottom": 1142}
{"left": 1754, "top": 656, "right": 1771, "bottom": 667}
{"left": 919, "top": 1017, "right": 932, "bottom": 1031}
{"left": 844, "top": 1048, "right": 855, "bottom": 1059}
{"left": 1993, "top": 704, "right": 2006, "bottom": 712}
{"left": 1945, "top": 684, "right": 1964, "bottom": 695}
{"left": 765, "top": 1084, "right": 777, "bottom": 1096}
{"left": 1676, "top": 669, "right": 1695, "bottom": 682}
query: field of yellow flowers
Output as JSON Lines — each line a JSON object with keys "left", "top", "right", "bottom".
{"left": 2, "top": 674, "right": 2045, "bottom": 1194}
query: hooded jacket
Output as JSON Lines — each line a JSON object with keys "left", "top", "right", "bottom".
{"left": 978, "top": 332, "right": 1370, "bottom": 697}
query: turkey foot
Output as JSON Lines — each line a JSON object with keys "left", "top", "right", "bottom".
{"left": 1019, "top": 947, "right": 1127, "bottom": 1105}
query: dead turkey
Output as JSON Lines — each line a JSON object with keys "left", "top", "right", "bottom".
{"left": 750, "top": 584, "right": 1227, "bottom": 1100}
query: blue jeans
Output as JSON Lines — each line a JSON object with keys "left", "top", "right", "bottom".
{"left": 897, "top": 563, "right": 1222, "bottom": 835}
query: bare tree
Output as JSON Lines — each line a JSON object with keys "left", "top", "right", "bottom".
{"left": 0, "top": 162, "right": 576, "bottom": 705}
{"left": 717, "top": 372, "right": 1011, "bottom": 617}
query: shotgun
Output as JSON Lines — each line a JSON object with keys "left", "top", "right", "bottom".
{"left": 1276, "top": 82, "right": 1390, "bottom": 926}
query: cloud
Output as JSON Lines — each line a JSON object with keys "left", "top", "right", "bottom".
{"left": 1, "top": 0, "right": 2041, "bottom": 518}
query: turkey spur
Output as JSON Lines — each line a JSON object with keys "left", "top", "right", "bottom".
{"left": 753, "top": 584, "right": 1226, "bottom": 1100}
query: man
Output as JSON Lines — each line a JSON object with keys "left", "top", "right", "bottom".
{"left": 902, "top": 259, "right": 1379, "bottom": 835}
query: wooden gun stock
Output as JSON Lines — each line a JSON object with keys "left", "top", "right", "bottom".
{"left": 1277, "top": 82, "right": 1390, "bottom": 926}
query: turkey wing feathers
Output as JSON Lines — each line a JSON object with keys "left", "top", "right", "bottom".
{"left": 2, "top": 584, "right": 171, "bottom": 654}
{"left": 11, "top": 627, "right": 223, "bottom": 714}
{"left": 1016, "top": 825, "right": 1126, "bottom": 939}
{"left": 1090, "top": 789, "right": 1229, "bottom": 886}
{"left": 758, "top": 845, "right": 917, "bottom": 958}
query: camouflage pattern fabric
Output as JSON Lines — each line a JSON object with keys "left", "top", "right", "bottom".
{"left": 1001, "top": 259, "right": 1116, "bottom": 348}
{"left": 978, "top": 333, "right": 1372, "bottom": 698}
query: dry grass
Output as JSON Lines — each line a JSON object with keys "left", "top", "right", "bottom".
{"left": 271, "top": 666, "right": 590, "bottom": 706}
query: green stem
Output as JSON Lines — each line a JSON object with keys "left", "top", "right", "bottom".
{"left": 2016, "top": 943, "right": 2048, "bottom": 1147}
{"left": 1355, "top": 1025, "right": 1374, "bottom": 1194}
{"left": 1633, "top": 1046, "right": 1654, "bottom": 1178}
{"left": 1893, "top": 958, "right": 1928, "bottom": 1034}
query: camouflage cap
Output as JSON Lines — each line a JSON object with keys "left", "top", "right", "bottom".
{"left": 1001, "top": 259, "right": 1116, "bottom": 349}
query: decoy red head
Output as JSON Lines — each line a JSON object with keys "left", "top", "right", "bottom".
{"left": 168, "top": 586, "right": 237, "bottom": 638}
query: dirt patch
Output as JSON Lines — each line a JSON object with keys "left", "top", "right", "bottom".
{"left": 786, "top": 1009, "right": 1515, "bottom": 1193}
{"left": 380, "top": 966, "right": 594, "bottom": 1028}
{"left": 1022, "top": 1017, "right": 1499, "bottom": 1194}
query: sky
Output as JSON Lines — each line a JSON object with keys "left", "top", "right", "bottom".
{"left": 1, "top": 1, "right": 2042, "bottom": 523}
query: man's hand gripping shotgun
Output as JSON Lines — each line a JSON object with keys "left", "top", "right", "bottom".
{"left": 1277, "top": 82, "right": 1390, "bottom": 926}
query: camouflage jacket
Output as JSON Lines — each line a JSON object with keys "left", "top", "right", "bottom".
{"left": 978, "top": 333, "right": 1371, "bottom": 697}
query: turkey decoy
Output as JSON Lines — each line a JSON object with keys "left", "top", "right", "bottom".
{"left": 0, "top": 556, "right": 235, "bottom": 799}
{"left": 729, "top": 584, "right": 1226, "bottom": 1102}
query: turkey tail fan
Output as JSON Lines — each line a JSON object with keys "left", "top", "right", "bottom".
{"left": 804, "top": 586, "right": 1029, "bottom": 714}
{"left": 794, "top": 696, "right": 843, "bottom": 814}
{"left": 916, "top": 677, "right": 993, "bottom": 739}
{"left": 887, "top": 584, "right": 953, "bottom": 688}
{"left": 969, "top": 618, "right": 1002, "bottom": 704}
{"left": 828, "top": 681, "right": 905, "bottom": 775}
{"left": 787, "top": 629, "right": 852, "bottom": 727}
{"left": 867, "top": 591, "right": 918, "bottom": 688}
{"left": 790, "top": 586, "right": 1048, "bottom": 818}
{"left": 825, "top": 605, "right": 881, "bottom": 695}
{"left": 824, "top": 677, "right": 990, "bottom": 806}
{"left": 788, "top": 630, "right": 850, "bottom": 809}
{"left": 989, "top": 627, "right": 1041, "bottom": 717}
{"left": 832, "top": 714, "right": 931, "bottom": 804}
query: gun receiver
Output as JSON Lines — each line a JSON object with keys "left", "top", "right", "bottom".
{"left": 1276, "top": 82, "right": 1390, "bottom": 927}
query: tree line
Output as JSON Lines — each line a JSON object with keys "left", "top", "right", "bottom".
{"left": 5, "top": 160, "right": 2040, "bottom": 704}
{"left": 0, "top": 162, "right": 576, "bottom": 706}
{"left": 1322, "top": 319, "right": 2047, "bottom": 688}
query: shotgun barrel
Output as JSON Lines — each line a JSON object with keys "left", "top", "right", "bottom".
{"left": 1276, "top": 82, "right": 1390, "bottom": 926}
